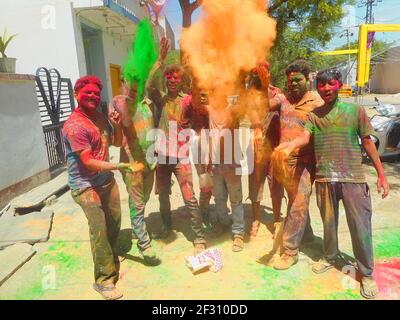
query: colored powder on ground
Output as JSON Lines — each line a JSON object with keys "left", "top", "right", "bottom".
{"left": 374, "top": 258, "right": 400, "bottom": 299}
{"left": 374, "top": 229, "right": 400, "bottom": 259}
{"left": 123, "top": 18, "right": 158, "bottom": 106}
{"left": 15, "top": 282, "right": 45, "bottom": 300}
{"left": 42, "top": 241, "right": 82, "bottom": 271}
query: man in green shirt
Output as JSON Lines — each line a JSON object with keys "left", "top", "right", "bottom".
{"left": 275, "top": 68, "right": 390, "bottom": 299}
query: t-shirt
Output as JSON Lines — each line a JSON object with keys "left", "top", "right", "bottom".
{"left": 62, "top": 108, "right": 112, "bottom": 190}
{"left": 277, "top": 91, "right": 324, "bottom": 164}
{"left": 305, "top": 99, "right": 375, "bottom": 183}
{"left": 156, "top": 92, "right": 192, "bottom": 158}
{"left": 111, "top": 95, "right": 157, "bottom": 170}
{"left": 207, "top": 102, "right": 241, "bottom": 165}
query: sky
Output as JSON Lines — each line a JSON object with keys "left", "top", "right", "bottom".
{"left": 162, "top": 0, "right": 400, "bottom": 51}
{"left": 328, "top": 0, "right": 400, "bottom": 50}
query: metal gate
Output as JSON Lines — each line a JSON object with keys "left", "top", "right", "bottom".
{"left": 35, "top": 67, "right": 75, "bottom": 172}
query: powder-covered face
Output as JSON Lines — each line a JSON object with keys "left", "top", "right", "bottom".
{"left": 317, "top": 78, "right": 342, "bottom": 104}
{"left": 287, "top": 72, "right": 308, "bottom": 99}
{"left": 165, "top": 71, "right": 182, "bottom": 93}
{"left": 76, "top": 83, "right": 101, "bottom": 112}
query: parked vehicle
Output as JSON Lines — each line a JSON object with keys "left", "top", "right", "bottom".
{"left": 365, "top": 97, "right": 400, "bottom": 158}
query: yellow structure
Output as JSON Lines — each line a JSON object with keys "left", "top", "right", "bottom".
{"left": 320, "top": 49, "right": 358, "bottom": 56}
{"left": 357, "top": 24, "right": 400, "bottom": 87}
{"left": 320, "top": 24, "right": 400, "bottom": 88}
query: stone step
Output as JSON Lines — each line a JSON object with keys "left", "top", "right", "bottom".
{"left": 0, "top": 243, "right": 37, "bottom": 287}
{"left": 0, "top": 210, "right": 54, "bottom": 249}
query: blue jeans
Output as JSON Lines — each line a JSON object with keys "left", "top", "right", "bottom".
{"left": 212, "top": 164, "right": 245, "bottom": 236}
{"left": 123, "top": 168, "right": 154, "bottom": 251}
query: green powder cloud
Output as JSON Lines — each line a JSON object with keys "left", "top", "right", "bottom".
{"left": 123, "top": 18, "right": 158, "bottom": 105}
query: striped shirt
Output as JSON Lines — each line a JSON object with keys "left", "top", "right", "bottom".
{"left": 305, "top": 99, "right": 375, "bottom": 183}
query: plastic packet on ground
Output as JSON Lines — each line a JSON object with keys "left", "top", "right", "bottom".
{"left": 185, "top": 248, "right": 223, "bottom": 273}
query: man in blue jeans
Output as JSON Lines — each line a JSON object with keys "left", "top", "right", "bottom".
{"left": 207, "top": 93, "right": 245, "bottom": 252}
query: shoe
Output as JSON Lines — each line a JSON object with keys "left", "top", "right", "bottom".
{"left": 232, "top": 235, "right": 244, "bottom": 252}
{"left": 93, "top": 283, "right": 123, "bottom": 300}
{"left": 194, "top": 243, "right": 206, "bottom": 256}
{"left": 360, "top": 276, "right": 378, "bottom": 299}
{"left": 273, "top": 254, "right": 299, "bottom": 270}
{"left": 312, "top": 258, "right": 335, "bottom": 274}
{"left": 139, "top": 247, "right": 161, "bottom": 266}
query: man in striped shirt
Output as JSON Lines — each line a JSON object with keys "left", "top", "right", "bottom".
{"left": 275, "top": 68, "right": 390, "bottom": 299}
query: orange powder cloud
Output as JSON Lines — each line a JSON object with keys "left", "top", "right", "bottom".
{"left": 180, "top": 0, "right": 276, "bottom": 97}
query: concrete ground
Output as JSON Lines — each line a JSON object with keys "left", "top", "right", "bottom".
{"left": 0, "top": 143, "right": 399, "bottom": 300}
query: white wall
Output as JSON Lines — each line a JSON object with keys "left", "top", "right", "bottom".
{"left": 370, "top": 47, "right": 400, "bottom": 94}
{"left": 102, "top": 30, "right": 132, "bottom": 100}
{"left": 0, "top": 0, "right": 81, "bottom": 84}
{"left": 0, "top": 77, "right": 49, "bottom": 190}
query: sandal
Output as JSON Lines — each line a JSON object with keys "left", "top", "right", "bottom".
{"left": 139, "top": 247, "right": 162, "bottom": 266}
{"left": 360, "top": 276, "right": 378, "bottom": 299}
{"left": 232, "top": 235, "right": 244, "bottom": 252}
{"left": 312, "top": 258, "right": 335, "bottom": 274}
{"left": 194, "top": 243, "right": 206, "bottom": 256}
{"left": 93, "top": 283, "right": 123, "bottom": 300}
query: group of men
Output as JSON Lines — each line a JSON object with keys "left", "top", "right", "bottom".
{"left": 62, "top": 40, "right": 390, "bottom": 299}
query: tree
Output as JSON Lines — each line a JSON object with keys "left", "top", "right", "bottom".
{"left": 178, "top": 0, "right": 203, "bottom": 28}
{"left": 267, "top": 0, "right": 355, "bottom": 88}
{"left": 177, "top": 1, "right": 356, "bottom": 88}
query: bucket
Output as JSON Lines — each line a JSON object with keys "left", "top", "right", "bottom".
{"left": 0, "top": 57, "right": 16, "bottom": 73}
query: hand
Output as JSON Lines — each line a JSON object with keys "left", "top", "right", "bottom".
{"left": 158, "top": 36, "right": 170, "bottom": 65}
{"left": 253, "top": 127, "right": 263, "bottom": 155}
{"left": 274, "top": 142, "right": 295, "bottom": 157}
{"left": 108, "top": 109, "right": 121, "bottom": 127}
{"left": 377, "top": 175, "right": 390, "bottom": 199}
{"left": 200, "top": 92, "right": 209, "bottom": 106}
{"left": 117, "top": 162, "right": 133, "bottom": 173}
{"left": 117, "top": 161, "right": 145, "bottom": 173}
{"left": 256, "top": 63, "right": 270, "bottom": 90}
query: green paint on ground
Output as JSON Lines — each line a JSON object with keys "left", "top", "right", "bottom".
{"left": 374, "top": 229, "right": 400, "bottom": 259}
{"left": 15, "top": 282, "right": 45, "bottom": 300}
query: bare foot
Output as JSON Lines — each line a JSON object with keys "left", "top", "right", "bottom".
{"left": 250, "top": 221, "right": 260, "bottom": 237}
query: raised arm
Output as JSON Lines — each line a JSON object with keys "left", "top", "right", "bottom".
{"left": 146, "top": 36, "right": 170, "bottom": 91}
{"left": 108, "top": 108, "right": 123, "bottom": 147}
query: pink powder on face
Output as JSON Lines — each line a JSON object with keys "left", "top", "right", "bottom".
{"left": 317, "top": 79, "right": 341, "bottom": 104}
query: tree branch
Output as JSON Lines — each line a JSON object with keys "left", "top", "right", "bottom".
{"left": 268, "top": 0, "right": 288, "bottom": 13}
{"left": 190, "top": 0, "right": 203, "bottom": 12}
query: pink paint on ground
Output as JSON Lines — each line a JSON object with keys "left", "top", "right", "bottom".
{"left": 374, "top": 259, "right": 400, "bottom": 299}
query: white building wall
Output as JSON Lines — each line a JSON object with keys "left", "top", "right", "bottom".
{"left": 0, "top": 0, "right": 81, "bottom": 83}
{"left": 0, "top": 76, "right": 49, "bottom": 190}
{"left": 102, "top": 31, "right": 132, "bottom": 99}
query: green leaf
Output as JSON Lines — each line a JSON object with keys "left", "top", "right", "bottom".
{"left": 4, "top": 34, "right": 17, "bottom": 50}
